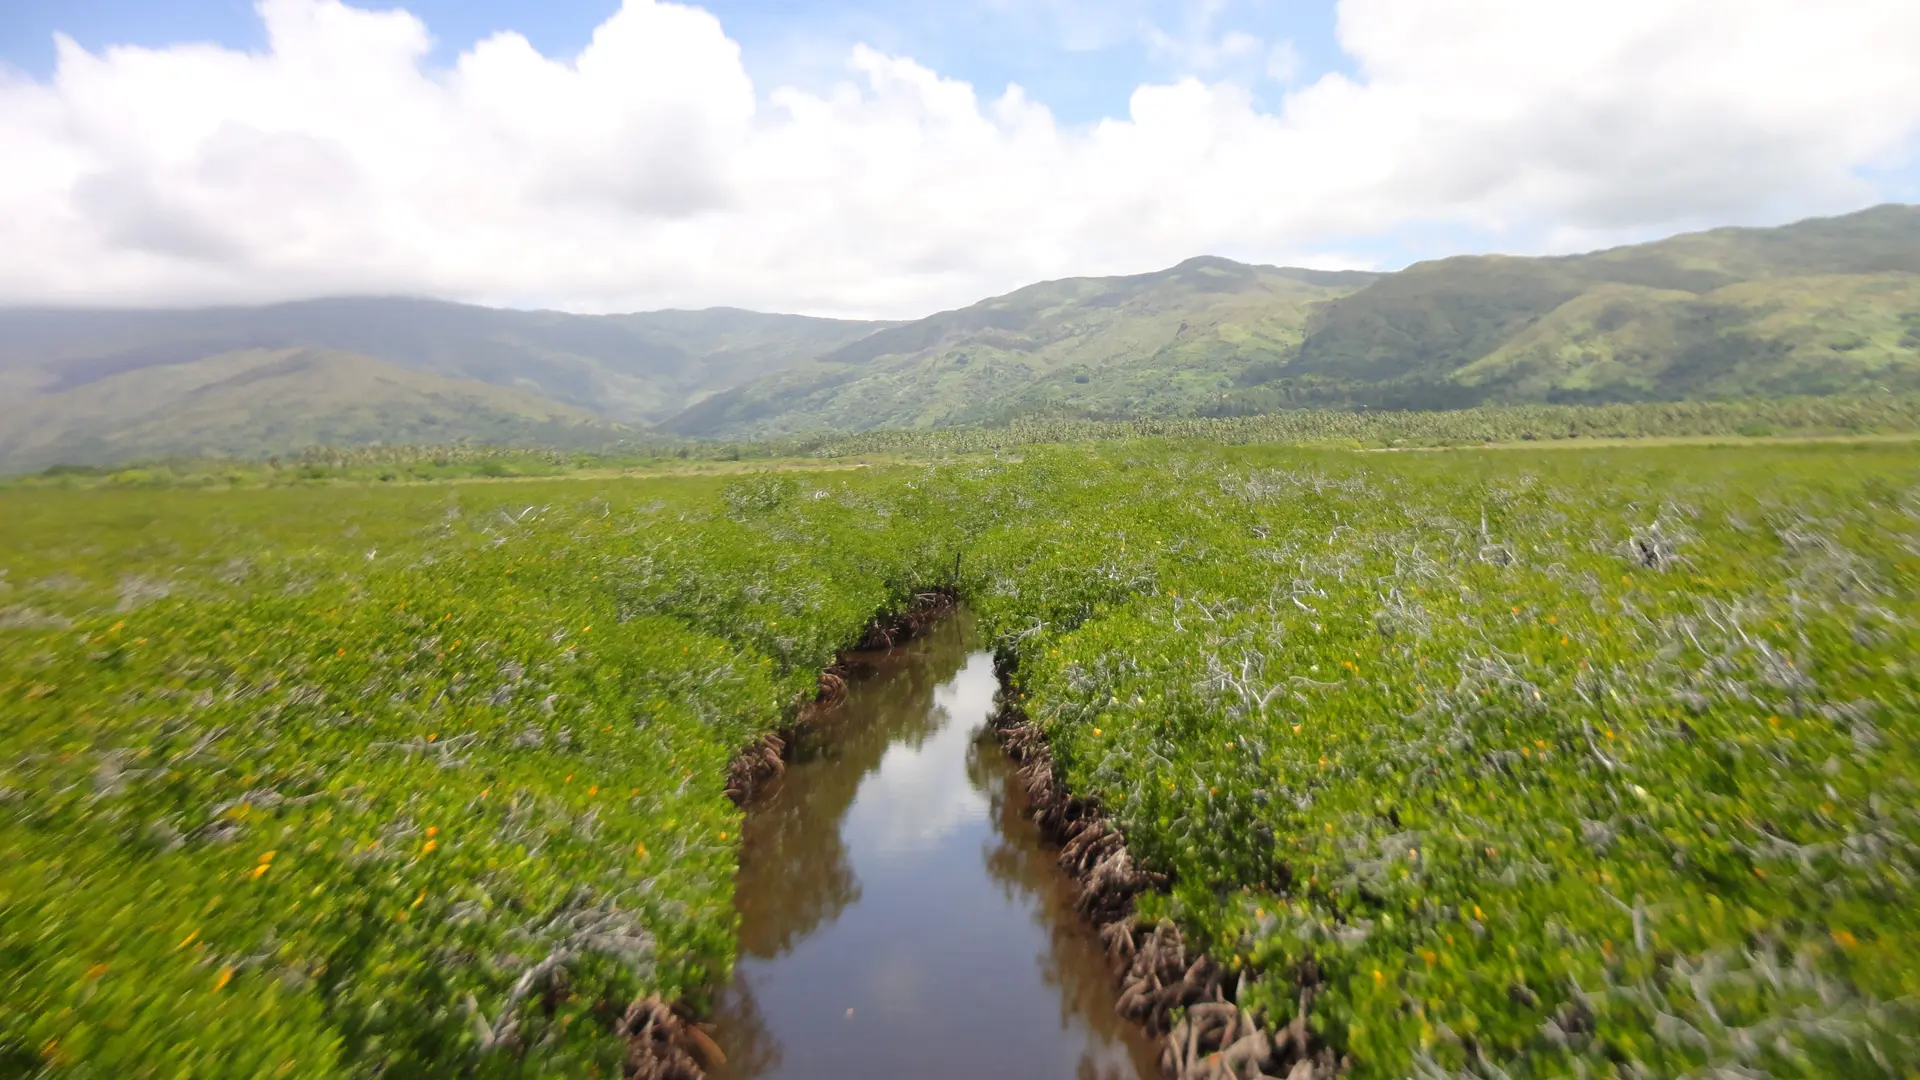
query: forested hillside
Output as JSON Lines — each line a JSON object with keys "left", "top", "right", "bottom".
{"left": 668, "top": 205, "right": 1920, "bottom": 436}
{"left": 4, "top": 206, "right": 1918, "bottom": 465}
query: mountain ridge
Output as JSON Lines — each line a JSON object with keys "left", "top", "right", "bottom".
{"left": 2, "top": 203, "right": 1916, "bottom": 466}
{"left": 0, "top": 297, "right": 894, "bottom": 423}
{"left": 658, "top": 204, "right": 1920, "bottom": 436}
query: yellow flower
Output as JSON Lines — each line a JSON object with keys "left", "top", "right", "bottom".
{"left": 422, "top": 839, "right": 438, "bottom": 854}
{"left": 214, "top": 967, "right": 234, "bottom": 991}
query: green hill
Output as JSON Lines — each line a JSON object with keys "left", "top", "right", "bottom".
{"left": 5, "top": 205, "right": 1918, "bottom": 457}
{"left": 0, "top": 348, "right": 627, "bottom": 471}
{"left": 661, "top": 204, "right": 1920, "bottom": 435}
{"left": 1258, "top": 203, "right": 1920, "bottom": 407}
{"left": 658, "top": 259, "right": 1381, "bottom": 437}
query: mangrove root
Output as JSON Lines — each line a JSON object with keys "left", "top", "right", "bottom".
{"left": 621, "top": 995, "right": 714, "bottom": 1080}
{"left": 990, "top": 692, "right": 1339, "bottom": 1080}
{"left": 853, "top": 588, "right": 959, "bottom": 650}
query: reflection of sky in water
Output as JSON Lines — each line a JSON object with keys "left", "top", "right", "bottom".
{"left": 713, "top": 627, "right": 1156, "bottom": 1080}
{"left": 841, "top": 651, "right": 997, "bottom": 859}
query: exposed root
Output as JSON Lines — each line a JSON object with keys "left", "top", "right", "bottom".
{"left": 990, "top": 675, "right": 1341, "bottom": 1080}
{"left": 722, "top": 729, "right": 789, "bottom": 806}
{"left": 853, "top": 588, "right": 958, "bottom": 650}
{"left": 621, "top": 995, "right": 722, "bottom": 1080}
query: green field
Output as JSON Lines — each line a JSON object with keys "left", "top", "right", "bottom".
{"left": 6, "top": 438, "right": 1918, "bottom": 1078}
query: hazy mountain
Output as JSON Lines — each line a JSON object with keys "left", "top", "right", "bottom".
{"left": 0, "top": 298, "right": 892, "bottom": 424}
{"left": 0, "top": 348, "right": 625, "bottom": 472}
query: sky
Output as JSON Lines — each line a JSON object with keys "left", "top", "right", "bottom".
{"left": 2, "top": 0, "right": 1918, "bottom": 317}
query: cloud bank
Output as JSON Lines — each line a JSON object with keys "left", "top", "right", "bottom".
{"left": 3, "top": 0, "right": 1919, "bottom": 316}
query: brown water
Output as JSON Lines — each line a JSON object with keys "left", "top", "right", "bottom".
{"left": 710, "top": 610, "right": 1158, "bottom": 1080}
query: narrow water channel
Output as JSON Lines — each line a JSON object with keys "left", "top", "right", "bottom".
{"left": 710, "top": 609, "right": 1158, "bottom": 1080}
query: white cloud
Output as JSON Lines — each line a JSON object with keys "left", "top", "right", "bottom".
{"left": 2, "top": 0, "right": 1918, "bottom": 317}
{"left": 843, "top": 652, "right": 998, "bottom": 858}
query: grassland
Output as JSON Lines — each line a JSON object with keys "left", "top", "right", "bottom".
{"left": 11, "top": 392, "right": 1920, "bottom": 492}
{"left": 5, "top": 437, "right": 1918, "bottom": 1078}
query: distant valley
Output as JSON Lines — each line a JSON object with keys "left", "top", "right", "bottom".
{"left": 2, "top": 204, "right": 1917, "bottom": 470}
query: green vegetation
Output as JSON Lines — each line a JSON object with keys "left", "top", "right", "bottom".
{"left": 792, "top": 393, "right": 1920, "bottom": 458}
{"left": 7, "top": 434, "right": 1919, "bottom": 1078}
{"left": 962, "top": 441, "right": 1920, "bottom": 1078}
{"left": 12, "top": 393, "right": 1919, "bottom": 489}
{"left": 1, "top": 471, "right": 964, "bottom": 1076}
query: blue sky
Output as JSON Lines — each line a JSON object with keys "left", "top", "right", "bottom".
{"left": 1, "top": 0, "right": 1349, "bottom": 124}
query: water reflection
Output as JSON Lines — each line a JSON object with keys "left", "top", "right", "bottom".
{"left": 711, "top": 611, "right": 1156, "bottom": 1080}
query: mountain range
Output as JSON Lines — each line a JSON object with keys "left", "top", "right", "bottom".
{"left": 2, "top": 204, "right": 1917, "bottom": 470}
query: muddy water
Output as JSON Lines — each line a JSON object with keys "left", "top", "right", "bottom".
{"left": 710, "top": 610, "right": 1157, "bottom": 1080}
